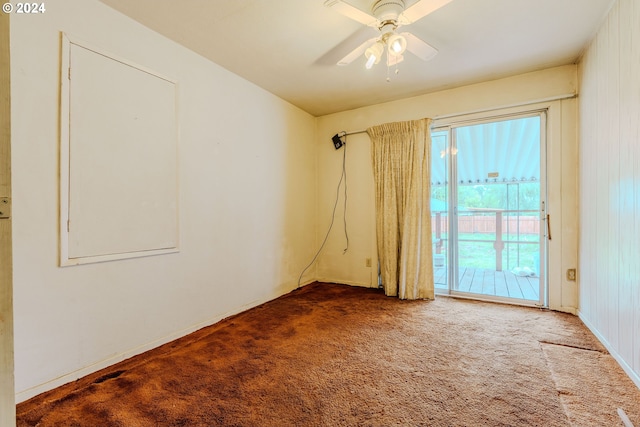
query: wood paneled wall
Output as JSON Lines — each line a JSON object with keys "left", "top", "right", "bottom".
{"left": 578, "top": 0, "right": 640, "bottom": 387}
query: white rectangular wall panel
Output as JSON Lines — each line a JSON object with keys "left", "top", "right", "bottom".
{"left": 60, "top": 36, "right": 178, "bottom": 265}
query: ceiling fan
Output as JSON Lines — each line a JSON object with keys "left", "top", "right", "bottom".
{"left": 324, "top": 0, "right": 452, "bottom": 72}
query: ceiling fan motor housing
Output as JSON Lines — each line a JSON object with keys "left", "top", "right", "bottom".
{"left": 371, "top": 0, "right": 405, "bottom": 23}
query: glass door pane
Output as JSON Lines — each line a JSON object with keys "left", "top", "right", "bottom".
{"left": 450, "top": 115, "right": 544, "bottom": 304}
{"left": 431, "top": 113, "right": 546, "bottom": 305}
{"left": 430, "top": 130, "right": 449, "bottom": 291}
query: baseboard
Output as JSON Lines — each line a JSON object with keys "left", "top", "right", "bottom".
{"left": 557, "top": 306, "right": 577, "bottom": 315}
{"left": 16, "top": 283, "right": 308, "bottom": 403}
{"left": 315, "top": 277, "right": 376, "bottom": 288}
{"left": 578, "top": 310, "right": 640, "bottom": 390}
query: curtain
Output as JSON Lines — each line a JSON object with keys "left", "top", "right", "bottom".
{"left": 367, "top": 118, "right": 434, "bottom": 300}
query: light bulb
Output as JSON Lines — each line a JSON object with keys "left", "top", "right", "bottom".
{"left": 364, "top": 41, "right": 384, "bottom": 69}
{"left": 387, "top": 34, "right": 407, "bottom": 56}
{"left": 365, "top": 54, "right": 377, "bottom": 69}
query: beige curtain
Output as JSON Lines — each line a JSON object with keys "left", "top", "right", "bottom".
{"left": 367, "top": 118, "right": 434, "bottom": 300}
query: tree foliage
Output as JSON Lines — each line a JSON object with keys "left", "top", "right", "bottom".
{"left": 432, "top": 182, "right": 540, "bottom": 211}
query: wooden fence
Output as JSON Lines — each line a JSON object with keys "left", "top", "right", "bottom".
{"left": 431, "top": 211, "right": 540, "bottom": 235}
{"left": 431, "top": 210, "right": 540, "bottom": 271}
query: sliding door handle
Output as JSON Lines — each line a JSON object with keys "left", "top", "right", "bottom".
{"left": 546, "top": 214, "right": 551, "bottom": 240}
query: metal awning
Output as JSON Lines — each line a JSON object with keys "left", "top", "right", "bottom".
{"left": 431, "top": 116, "right": 540, "bottom": 186}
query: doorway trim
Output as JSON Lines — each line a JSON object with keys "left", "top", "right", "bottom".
{"left": 431, "top": 98, "right": 576, "bottom": 311}
{"left": 0, "top": 11, "right": 16, "bottom": 426}
{"left": 434, "top": 111, "right": 548, "bottom": 307}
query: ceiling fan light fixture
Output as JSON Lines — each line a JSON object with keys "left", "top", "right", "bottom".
{"left": 364, "top": 41, "right": 384, "bottom": 69}
{"left": 326, "top": 0, "right": 445, "bottom": 76}
{"left": 387, "top": 33, "right": 407, "bottom": 56}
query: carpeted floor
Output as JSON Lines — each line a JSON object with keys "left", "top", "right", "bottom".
{"left": 16, "top": 282, "right": 640, "bottom": 426}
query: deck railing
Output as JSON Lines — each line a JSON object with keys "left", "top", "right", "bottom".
{"left": 432, "top": 209, "right": 540, "bottom": 272}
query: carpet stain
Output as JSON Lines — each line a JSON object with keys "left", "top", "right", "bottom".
{"left": 92, "top": 370, "right": 126, "bottom": 385}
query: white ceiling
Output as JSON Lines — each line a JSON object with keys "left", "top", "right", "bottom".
{"left": 98, "top": 0, "right": 615, "bottom": 117}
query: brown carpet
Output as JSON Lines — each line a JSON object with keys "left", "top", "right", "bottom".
{"left": 16, "top": 282, "right": 640, "bottom": 426}
{"left": 541, "top": 342, "right": 640, "bottom": 426}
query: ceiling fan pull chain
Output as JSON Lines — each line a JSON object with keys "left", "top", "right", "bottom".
{"left": 386, "top": 50, "right": 391, "bottom": 82}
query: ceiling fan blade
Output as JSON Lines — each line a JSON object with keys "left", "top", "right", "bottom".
{"left": 402, "top": 32, "right": 438, "bottom": 61}
{"left": 337, "top": 37, "right": 377, "bottom": 66}
{"left": 399, "top": 0, "right": 453, "bottom": 25}
{"left": 324, "top": 0, "right": 379, "bottom": 27}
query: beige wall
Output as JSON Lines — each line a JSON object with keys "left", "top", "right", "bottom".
{"left": 10, "top": 0, "right": 316, "bottom": 401}
{"left": 577, "top": 0, "right": 640, "bottom": 387}
{"left": 315, "top": 65, "right": 579, "bottom": 312}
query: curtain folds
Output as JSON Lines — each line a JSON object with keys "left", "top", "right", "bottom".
{"left": 367, "top": 118, "right": 434, "bottom": 300}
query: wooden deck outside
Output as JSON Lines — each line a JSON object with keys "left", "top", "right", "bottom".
{"left": 434, "top": 266, "right": 540, "bottom": 301}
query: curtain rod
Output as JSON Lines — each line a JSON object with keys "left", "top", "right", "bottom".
{"left": 343, "top": 130, "right": 368, "bottom": 136}
{"left": 336, "top": 93, "right": 577, "bottom": 137}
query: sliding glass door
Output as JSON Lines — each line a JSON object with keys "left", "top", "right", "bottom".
{"left": 431, "top": 113, "right": 547, "bottom": 306}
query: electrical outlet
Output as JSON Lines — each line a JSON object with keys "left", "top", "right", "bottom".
{"left": 365, "top": 258, "right": 372, "bottom": 267}
{"left": 567, "top": 268, "right": 576, "bottom": 281}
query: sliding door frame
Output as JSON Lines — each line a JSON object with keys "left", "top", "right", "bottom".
{"left": 432, "top": 108, "right": 549, "bottom": 307}
{"left": 0, "top": 11, "right": 16, "bottom": 427}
